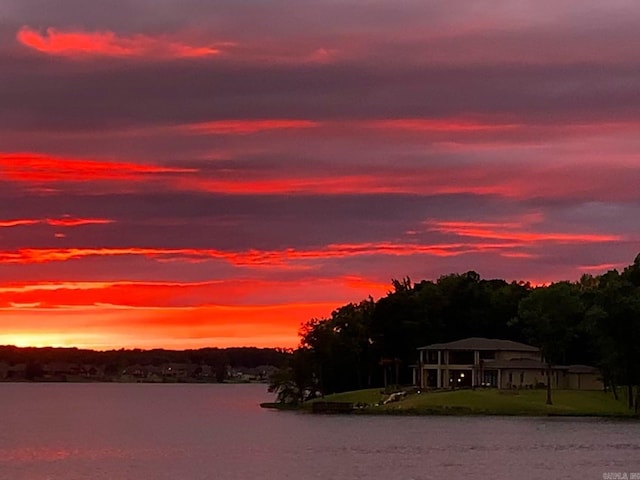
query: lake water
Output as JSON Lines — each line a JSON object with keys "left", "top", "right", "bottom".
{"left": 0, "top": 383, "right": 638, "bottom": 480}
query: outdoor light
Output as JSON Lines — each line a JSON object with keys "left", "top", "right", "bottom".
{"left": 460, "top": 373, "right": 465, "bottom": 377}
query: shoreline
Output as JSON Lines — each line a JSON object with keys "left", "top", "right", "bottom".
{"left": 262, "top": 388, "right": 639, "bottom": 419}
{"left": 0, "top": 379, "right": 268, "bottom": 384}
{"left": 260, "top": 402, "right": 638, "bottom": 418}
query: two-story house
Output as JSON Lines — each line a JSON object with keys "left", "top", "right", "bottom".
{"left": 415, "top": 337, "right": 601, "bottom": 390}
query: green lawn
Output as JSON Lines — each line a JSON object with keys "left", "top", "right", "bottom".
{"left": 312, "top": 388, "right": 636, "bottom": 417}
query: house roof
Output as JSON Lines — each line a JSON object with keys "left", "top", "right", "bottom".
{"left": 418, "top": 337, "right": 539, "bottom": 352}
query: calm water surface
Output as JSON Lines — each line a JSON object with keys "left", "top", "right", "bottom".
{"left": 0, "top": 383, "right": 638, "bottom": 479}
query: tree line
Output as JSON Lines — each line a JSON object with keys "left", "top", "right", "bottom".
{"left": 0, "top": 346, "right": 289, "bottom": 381}
{"left": 270, "top": 254, "right": 640, "bottom": 411}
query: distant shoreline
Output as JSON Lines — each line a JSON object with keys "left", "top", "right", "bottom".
{"left": 0, "top": 345, "right": 287, "bottom": 384}
{"left": 1, "top": 378, "right": 269, "bottom": 384}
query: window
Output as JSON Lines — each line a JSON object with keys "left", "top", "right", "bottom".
{"left": 450, "top": 351, "right": 474, "bottom": 364}
{"left": 426, "top": 351, "right": 438, "bottom": 364}
{"left": 479, "top": 351, "right": 495, "bottom": 360}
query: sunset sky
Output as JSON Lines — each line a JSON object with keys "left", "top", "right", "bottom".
{"left": 1, "top": 1, "right": 639, "bottom": 349}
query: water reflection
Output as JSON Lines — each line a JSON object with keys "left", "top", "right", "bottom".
{"left": 1, "top": 383, "right": 638, "bottom": 480}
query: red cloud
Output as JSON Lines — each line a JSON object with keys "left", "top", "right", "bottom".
{"left": 0, "top": 152, "right": 195, "bottom": 184}
{"left": 0, "top": 217, "right": 114, "bottom": 228}
{"left": 4, "top": 142, "right": 640, "bottom": 202}
{"left": 428, "top": 221, "right": 622, "bottom": 244}
{"left": 0, "top": 220, "right": 40, "bottom": 228}
{"left": 45, "top": 217, "right": 114, "bottom": 227}
{"left": 0, "top": 237, "right": 603, "bottom": 268}
{"left": 0, "top": 276, "right": 390, "bottom": 310}
{"left": 0, "top": 245, "right": 456, "bottom": 266}
{"left": 17, "top": 26, "right": 222, "bottom": 58}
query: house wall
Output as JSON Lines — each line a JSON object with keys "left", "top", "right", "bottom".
{"left": 420, "top": 365, "right": 604, "bottom": 391}
{"left": 417, "top": 346, "right": 602, "bottom": 391}
{"left": 496, "top": 351, "right": 541, "bottom": 362}
{"left": 499, "top": 369, "right": 546, "bottom": 389}
{"left": 498, "top": 369, "right": 604, "bottom": 390}
{"left": 419, "top": 348, "right": 544, "bottom": 389}
{"left": 566, "top": 373, "right": 603, "bottom": 390}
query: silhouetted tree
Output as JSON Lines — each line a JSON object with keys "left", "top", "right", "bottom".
{"left": 587, "top": 269, "right": 640, "bottom": 409}
{"left": 24, "top": 362, "right": 43, "bottom": 381}
{"left": 268, "top": 348, "right": 317, "bottom": 404}
{"left": 516, "top": 282, "right": 584, "bottom": 405}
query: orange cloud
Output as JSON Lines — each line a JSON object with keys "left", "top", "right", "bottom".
{"left": 0, "top": 240, "right": 545, "bottom": 268}
{"left": 0, "top": 302, "right": 336, "bottom": 349}
{"left": 0, "top": 276, "right": 390, "bottom": 348}
{"left": 182, "top": 119, "right": 319, "bottom": 135}
{"left": 17, "top": 26, "right": 223, "bottom": 58}
{"left": 0, "top": 277, "right": 389, "bottom": 310}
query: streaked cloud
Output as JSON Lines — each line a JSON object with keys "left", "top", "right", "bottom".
{"left": 0, "top": 219, "right": 40, "bottom": 228}
{"left": 17, "top": 26, "right": 225, "bottom": 58}
{"left": 427, "top": 221, "right": 624, "bottom": 244}
{"left": 181, "top": 119, "right": 320, "bottom": 135}
{"left": 0, "top": 277, "right": 389, "bottom": 310}
{"left": 0, "top": 152, "right": 196, "bottom": 187}
{"left": 0, "top": 223, "right": 626, "bottom": 268}
{"left": 45, "top": 216, "right": 114, "bottom": 227}
{"left": 0, "top": 216, "right": 114, "bottom": 228}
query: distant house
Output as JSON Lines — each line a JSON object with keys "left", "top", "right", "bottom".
{"left": 414, "top": 337, "right": 602, "bottom": 390}
{"left": 44, "top": 362, "right": 80, "bottom": 377}
{"left": 161, "top": 363, "right": 198, "bottom": 380}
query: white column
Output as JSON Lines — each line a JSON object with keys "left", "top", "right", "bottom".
{"left": 473, "top": 350, "right": 480, "bottom": 387}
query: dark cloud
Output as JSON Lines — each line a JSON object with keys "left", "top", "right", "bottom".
{"left": 0, "top": 190, "right": 523, "bottom": 249}
{"left": 2, "top": 57, "right": 640, "bottom": 132}
{"left": 2, "top": 1, "right": 640, "bottom": 133}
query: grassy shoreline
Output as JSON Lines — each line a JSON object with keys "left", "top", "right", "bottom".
{"left": 292, "top": 388, "right": 638, "bottom": 418}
